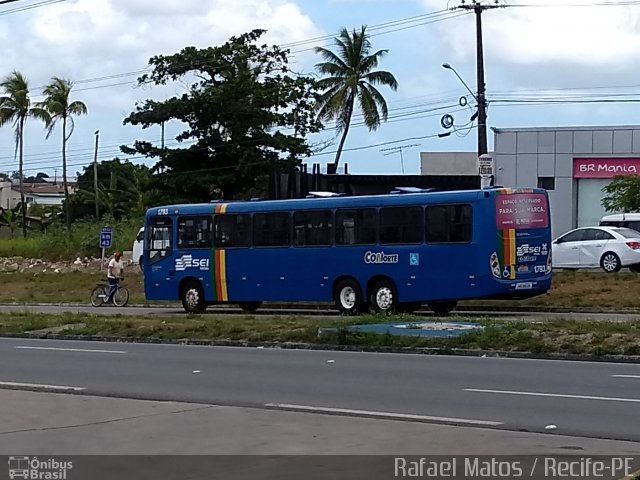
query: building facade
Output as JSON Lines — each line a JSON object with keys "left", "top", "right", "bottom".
{"left": 493, "top": 125, "right": 640, "bottom": 238}
{"left": 0, "top": 180, "right": 75, "bottom": 209}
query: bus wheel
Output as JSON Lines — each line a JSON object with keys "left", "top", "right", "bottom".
{"left": 334, "top": 279, "right": 363, "bottom": 315}
{"left": 370, "top": 279, "right": 397, "bottom": 314}
{"left": 238, "top": 301, "right": 262, "bottom": 313}
{"left": 428, "top": 301, "right": 457, "bottom": 316}
{"left": 181, "top": 281, "right": 206, "bottom": 313}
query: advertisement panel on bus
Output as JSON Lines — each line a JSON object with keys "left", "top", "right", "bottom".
{"left": 492, "top": 189, "right": 552, "bottom": 285}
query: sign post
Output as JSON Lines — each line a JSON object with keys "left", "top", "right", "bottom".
{"left": 477, "top": 154, "right": 494, "bottom": 189}
{"left": 99, "top": 227, "right": 113, "bottom": 272}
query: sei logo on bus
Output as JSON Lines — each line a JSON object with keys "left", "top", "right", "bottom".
{"left": 175, "top": 255, "right": 210, "bottom": 271}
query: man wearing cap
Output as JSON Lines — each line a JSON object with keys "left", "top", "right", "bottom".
{"left": 107, "top": 251, "right": 124, "bottom": 303}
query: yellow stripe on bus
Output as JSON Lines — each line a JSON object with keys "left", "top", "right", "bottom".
{"left": 218, "top": 249, "right": 228, "bottom": 301}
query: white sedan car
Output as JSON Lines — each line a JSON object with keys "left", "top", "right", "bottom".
{"left": 552, "top": 226, "right": 640, "bottom": 273}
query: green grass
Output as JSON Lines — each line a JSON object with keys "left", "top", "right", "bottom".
{"left": 0, "top": 271, "right": 146, "bottom": 304}
{"left": 2, "top": 269, "right": 639, "bottom": 311}
{"left": 2, "top": 312, "right": 639, "bottom": 357}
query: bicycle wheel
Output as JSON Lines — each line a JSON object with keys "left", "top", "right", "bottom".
{"left": 113, "top": 287, "right": 129, "bottom": 307}
{"left": 90, "top": 286, "right": 106, "bottom": 307}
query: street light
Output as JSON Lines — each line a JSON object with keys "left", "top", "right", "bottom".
{"left": 441, "top": 62, "right": 492, "bottom": 188}
{"left": 441, "top": 63, "right": 478, "bottom": 102}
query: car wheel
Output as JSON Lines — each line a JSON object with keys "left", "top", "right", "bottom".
{"left": 138, "top": 256, "right": 144, "bottom": 273}
{"left": 428, "top": 301, "right": 458, "bottom": 316}
{"left": 334, "top": 279, "right": 364, "bottom": 315}
{"left": 629, "top": 265, "right": 640, "bottom": 274}
{"left": 181, "top": 281, "right": 206, "bottom": 313}
{"left": 600, "top": 252, "right": 622, "bottom": 273}
{"left": 369, "top": 279, "right": 397, "bottom": 314}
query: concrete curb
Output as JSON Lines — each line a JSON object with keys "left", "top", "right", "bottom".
{"left": 1, "top": 302, "right": 640, "bottom": 315}
{"left": 2, "top": 332, "right": 640, "bottom": 364}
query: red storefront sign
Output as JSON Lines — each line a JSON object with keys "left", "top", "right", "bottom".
{"left": 573, "top": 158, "right": 640, "bottom": 178}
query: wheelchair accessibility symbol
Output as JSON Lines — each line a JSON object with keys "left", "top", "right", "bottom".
{"left": 410, "top": 253, "right": 419, "bottom": 266}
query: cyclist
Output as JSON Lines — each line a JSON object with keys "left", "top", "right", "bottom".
{"left": 107, "top": 251, "right": 124, "bottom": 303}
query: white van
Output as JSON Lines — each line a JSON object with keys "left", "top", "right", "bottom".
{"left": 599, "top": 213, "right": 640, "bottom": 233}
{"left": 132, "top": 227, "right": 144, "bottom": 269}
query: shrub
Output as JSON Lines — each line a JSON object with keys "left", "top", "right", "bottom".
{"left": 0, "top": 215, "right": 143, "bottom": 260}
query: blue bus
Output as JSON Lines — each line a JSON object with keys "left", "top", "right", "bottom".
{"left": 142, "top": 187, "right": 552, "bottom": 314}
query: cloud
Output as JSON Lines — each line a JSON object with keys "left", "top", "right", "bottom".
{"left": 422, "top": 0, "right": 640, "bottom": 68}
{"left": 0, "top": 0, "right": 324, "bottom": 171}
{"left": 1, "top": 0, "right": 323, "bottom": 102}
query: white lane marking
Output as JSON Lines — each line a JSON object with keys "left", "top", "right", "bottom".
{"left": 465, "top": 388, "right": 640, "bottom": 403}
{"left": 612, "top": 375, "right": 640, "bottom": 379}
{"left": 0, "top": 381, "right": 85, "bottom": 391}
{"left": 15, "top": 346, "right": 126, "bottom": 354}
{"left": 264, "top": 403, "right": 502, "bottom": 426}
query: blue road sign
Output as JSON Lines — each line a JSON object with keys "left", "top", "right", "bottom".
{"left": 100, "top": 227, "right": 113, "bottom": 248}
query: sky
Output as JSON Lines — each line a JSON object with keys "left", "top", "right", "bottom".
{"left": 2, "top": 0, "right": 640, "bottom": 180}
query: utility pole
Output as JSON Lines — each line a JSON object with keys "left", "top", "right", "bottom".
{"left": 93, "top": 130, "right": 100, "bottom": 219}
{"left": 454, "top": 0, "right": 501, "bottom": 159}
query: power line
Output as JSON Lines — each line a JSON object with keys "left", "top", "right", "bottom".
{"left": 22, "top": 8, "right": 464, "bottom": 95}
{"left": 0, "top": 0, "right": 66, "bottom": 15}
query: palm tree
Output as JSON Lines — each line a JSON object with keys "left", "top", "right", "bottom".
{"left": 38, "top": 77, "right": 87, "bottom": 230}
{"left": 0, "top": 71, "right": 50, "bottom": 238}
{"left": 314, "top": 26, "right": 398, "bottom": 172}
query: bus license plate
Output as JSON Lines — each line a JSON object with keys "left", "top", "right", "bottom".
{"left": 515, "top": 282, "right": 533, "bottom": 290}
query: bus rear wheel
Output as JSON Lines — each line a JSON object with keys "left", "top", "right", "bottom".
{"left": 369, "top": 279, "right": 397, "bottom": 314}
{"left": 238, "top": 301, "right": 262, "bottom": 313}
{"left": 181, "top": 281, "right": 206, "bottom": 313}
{"left": 334, "top": 279, "right": 364, "bottom": 315}
{"left": 428, "top": 301, "right": 457, "bottom": 316}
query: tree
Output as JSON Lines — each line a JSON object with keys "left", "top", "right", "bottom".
{"left": 38, "top": 77, "right": 87, "bottom": 230}
{"left": 602, "top": 175, "right": 640, "bottom": 212}
{"left": 25, "top": 172, "right": 49, "bottom": 183}
{"left": 122, "top": 29, "right": 322, "bottom": 202}
{"left": 0, "top": 71, "right": 50, "bottom": 237}
{"left": 68, "top": 158, "right": 158, "bottom": 221}
{"left": 0, "top": 203, "right": 23, "bottom": 237}
{"left": 314, "top": 26, "right": 398, "bottom": 172}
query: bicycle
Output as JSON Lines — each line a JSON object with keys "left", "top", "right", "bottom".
{"left": 90, "top": 280, "right": 129, "bottom": 307}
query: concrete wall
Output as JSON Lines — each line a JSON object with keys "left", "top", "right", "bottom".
{"left": 493, "top": 126, "right": 640, "bottom": 238}
{"left": 0, "top": 181, "right": 20, "bottom": 209}
{"left": 420, "top": 152, "right": 491, "bottom": 176}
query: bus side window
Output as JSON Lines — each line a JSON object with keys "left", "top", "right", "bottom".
{"left": 336, "top": 209, "right": 376, "bottom": 245}
{"left": 253, "top": 213, "right": 290, "bottom": 247}
{"left": 178, "top": 216, "right": 212, "bottom": 249}
{"left": 293, "top": 210, "right": 332, "bottom": 246}
{"left": 214, "top": 214, "right": 250, "bottom": 248}
{"left": 380, "top": 206, "right": 423, "bottom": 244}
{"left": 426, "top": 204, "right": 472, "bottom": 243}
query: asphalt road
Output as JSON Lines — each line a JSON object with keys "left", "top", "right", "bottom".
{"left": 2, "top": 303, "right": 640, "bottom": 322}
{"left": 0, "top": 337, "right": 639, "bottom": 442}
